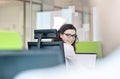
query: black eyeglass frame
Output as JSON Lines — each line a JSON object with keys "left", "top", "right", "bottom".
{"left": 63, "top": 33, "right": 77, "bottom": 38}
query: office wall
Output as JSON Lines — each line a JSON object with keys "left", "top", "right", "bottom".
{"left": 0, "top": 4, "right": 23, "bottom": 32}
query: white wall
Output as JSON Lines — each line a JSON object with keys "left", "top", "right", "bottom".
{"left": 0, "top": 5, "right": 23, "bottom": 33}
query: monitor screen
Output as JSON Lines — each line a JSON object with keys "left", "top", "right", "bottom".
{"left": 0, "top": 41, "right": 65, "bottom": 79}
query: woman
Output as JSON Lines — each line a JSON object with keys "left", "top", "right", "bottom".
{"left": 53, "top": 24, "right": 77, "bottom": 65}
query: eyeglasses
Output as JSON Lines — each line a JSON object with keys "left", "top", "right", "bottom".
{"left": 63, "top": 33, "right": 77, "bottom": 38}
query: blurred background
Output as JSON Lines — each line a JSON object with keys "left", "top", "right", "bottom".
{"left": 0, "top": 0, "right": 120, "bottom": 57}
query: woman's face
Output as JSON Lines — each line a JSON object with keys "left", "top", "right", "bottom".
{"left": 60, "top": 29, "right": 76, "bottom": 45}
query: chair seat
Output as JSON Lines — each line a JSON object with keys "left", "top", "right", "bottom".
{"left": 0, "top": 31, "right": 22, "bottom": 50}
{"left": 75, "top": 41, "right": 102, "bottom": 59}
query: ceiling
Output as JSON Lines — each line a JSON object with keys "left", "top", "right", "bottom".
{"left": 0, "top": 0, "right": 92, "bottom": 6}
{"left": 0, "top": 0, "right": 92, "bottom": 12}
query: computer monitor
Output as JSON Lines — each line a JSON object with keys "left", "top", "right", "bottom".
{"left": 34, "top": 29, "right": 57, "bottom": 39}
{"left": 0, "top": 41, "right": 65, "bottom": 79}
{"left": 33, "top": 29, "right": 57, "bottom": 48}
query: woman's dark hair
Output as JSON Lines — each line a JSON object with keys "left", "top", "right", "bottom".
{"left": 53, "top": 24, "right": 77, "bottom": 51}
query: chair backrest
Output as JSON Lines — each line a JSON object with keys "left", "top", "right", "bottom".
{"left": 0, "top": 50, "right": 65, "bottom": 79}
{"left": 75, "top": 41, "right": 102, "bottom": 59}
{"left": 0, "top": 31, "right": 22, "bottom": 50}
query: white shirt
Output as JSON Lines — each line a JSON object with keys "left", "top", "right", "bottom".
{"left": 63, "top": 43, "right": 76, "bottom": 65}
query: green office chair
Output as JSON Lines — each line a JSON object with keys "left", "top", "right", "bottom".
{"left": 0, "top": 31, "right": 22, "bottom": 50}
{"left": 75, "top": 41, "right": 102, "bottom": 59}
